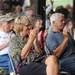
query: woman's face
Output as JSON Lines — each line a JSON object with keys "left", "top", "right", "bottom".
{"left": 21, "top": 25, "right": 31, "bottom": 37}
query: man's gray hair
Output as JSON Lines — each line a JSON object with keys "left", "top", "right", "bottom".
{"left": 50, "top": 13, "right": 64, "bottom": 25}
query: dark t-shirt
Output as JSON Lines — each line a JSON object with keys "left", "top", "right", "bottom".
{"left": 45, "top": 29, "right": 75, "bottom": 59}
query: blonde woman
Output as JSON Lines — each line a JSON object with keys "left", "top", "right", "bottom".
{"left": 9, "top": 16, "right": 32, "bottom": 73}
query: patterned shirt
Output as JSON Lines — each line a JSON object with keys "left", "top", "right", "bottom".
{"left": 9, "top": 35, "right": 28, "bottom": 69}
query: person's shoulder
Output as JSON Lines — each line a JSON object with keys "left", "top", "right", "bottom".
{"left": 47, "top": 29, "right": 55, "bottom": 38}
{"left": 10, "top": 35, "right": 19, "bottom": 43}
{"left": 46, "top": 31, "right": 58, "bottom": 44}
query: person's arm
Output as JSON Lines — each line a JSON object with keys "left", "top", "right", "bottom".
{"left": 53, "top": 35, "right": 68, "bottom": 58}
{"left": 33, "top": 39, "right": 42, "bottom": 54}
{"left": 0, "top": 38, "right": 9, "bottom": 50}
{"left": 54, "top": 27, "right": 69, "bottom": 58}
{"left": 0, "top": 43, "right": 8, "bottom": 50}
{"left": 21, "top": 29, "right": 37, "bottom": 60}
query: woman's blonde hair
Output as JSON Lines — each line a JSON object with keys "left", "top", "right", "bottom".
{"left": 14, "top": 16, "right": 31, "bottom": 35}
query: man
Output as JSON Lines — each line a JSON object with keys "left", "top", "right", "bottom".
{"left": 0, "top": 15, "right": 15, "bottom": 75}
{"left": 46, "top": 13, "right": 75, "bottom": 75}
{"left": 9, "top": 16, "right": 32, "bottom": 73}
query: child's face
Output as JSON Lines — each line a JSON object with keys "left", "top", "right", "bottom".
{"left": 35, "top": 19, "right": 43, "bottom": 29}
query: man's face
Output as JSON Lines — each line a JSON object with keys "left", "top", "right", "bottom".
{"left": 25, "top": 9, "right": 34, "bottom": 17}
{"left": 54, "top": 16, "right": 65, "bottom": 31}
{"left": 2, "top": 22, "right": 11, "bottom": 32}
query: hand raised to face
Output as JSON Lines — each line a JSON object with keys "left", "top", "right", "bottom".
{"left": 29, "top": 29, "right": 38, "bottom": 40}
{"left": 63, "top": 25, "right": 69, "bottom": 40}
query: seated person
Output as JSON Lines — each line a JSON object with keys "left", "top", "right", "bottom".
{"left": 0, "top": 15, "right": 15, "bottom": 75}
{"left": 46, "top": 13, "right": 75, "bottom": 75}
{"left": 9, "top": 16, "right": 32, "bottom": 73}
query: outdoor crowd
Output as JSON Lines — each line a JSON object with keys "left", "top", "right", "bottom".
{"left": 0, "top": 1, "right": 75, "bottom": 75}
